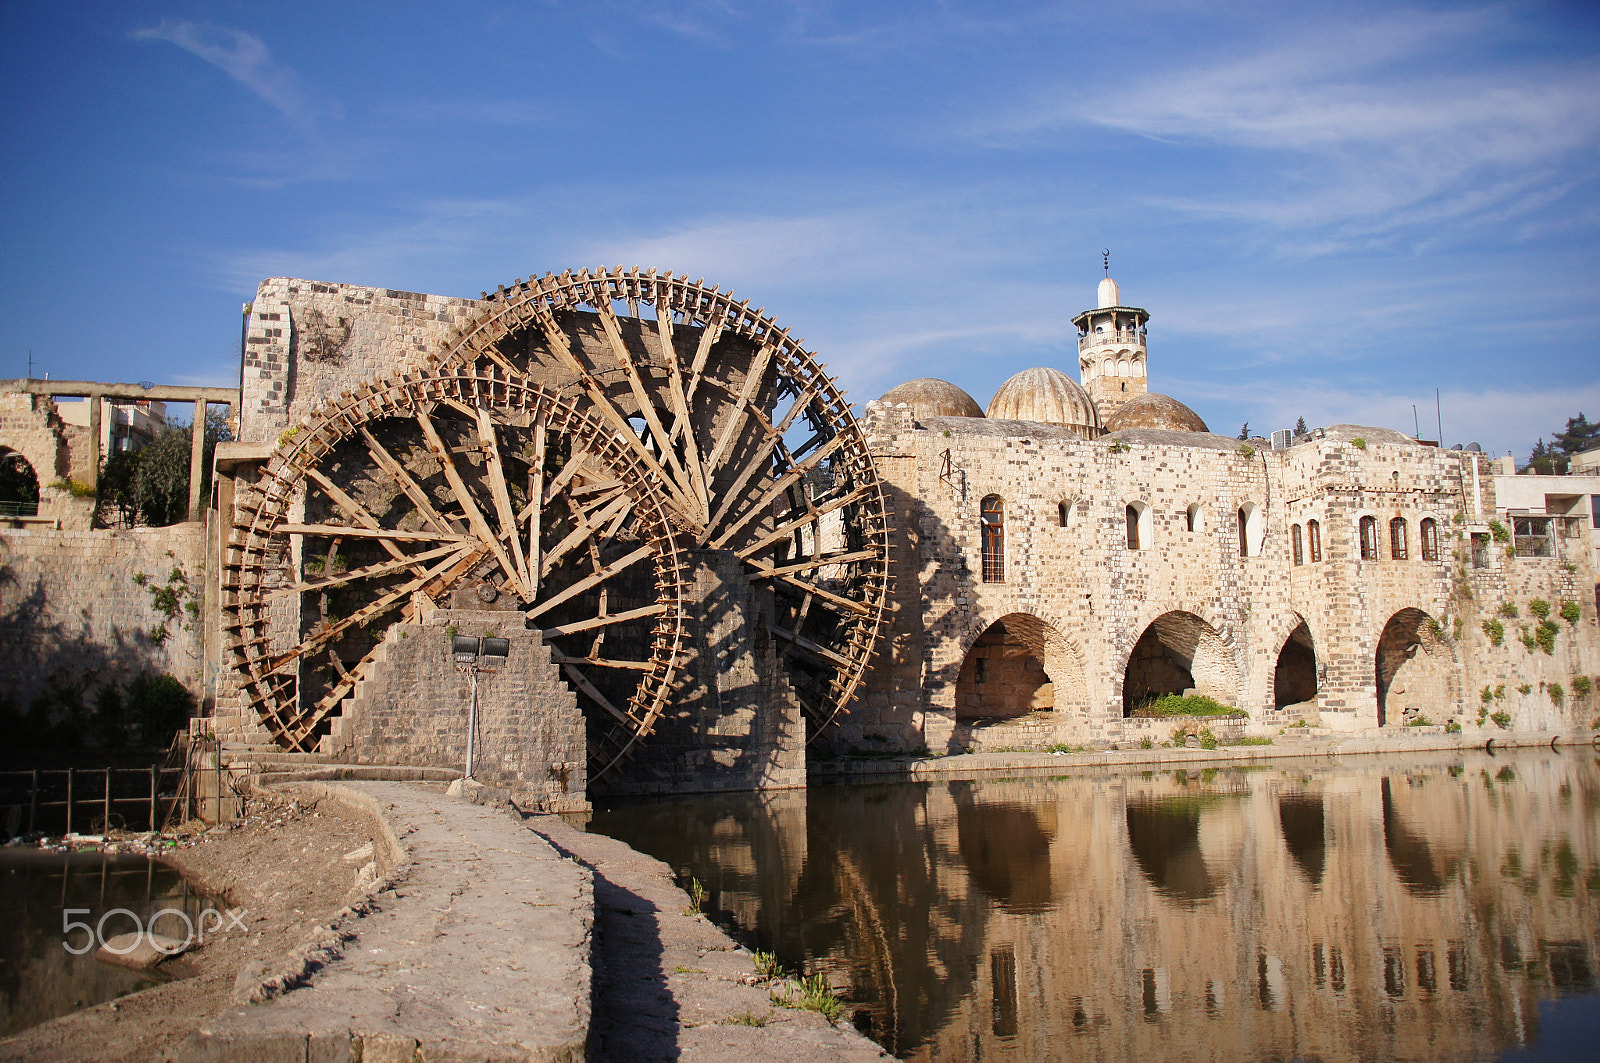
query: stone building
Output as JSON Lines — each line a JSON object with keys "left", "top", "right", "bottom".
{"left": 2, "top": 267, "right": 1597, "bottom": 800}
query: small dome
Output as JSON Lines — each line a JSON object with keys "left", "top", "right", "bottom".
{"left": 878, "top": 378, "right": 984, "bottom": 419}
{"left": 986, "top": 367, "right": 1099, "bottom": 431}
{"left": 1098, "top": 276, "right": 1120, "bottom": 308}
{"left": 1104, "top": 392, "right": 1209, "bottom": 434}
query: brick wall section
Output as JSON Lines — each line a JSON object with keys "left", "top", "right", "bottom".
{"left": 335, "top": 611, "right": 586, "bottom": 810}
{"left": 0, "top": 392, "right": 95, "bottom": 529}
{"left": 242, "top": 279, "right": 482, "bottom": 441}
{"left": 0, "top": 523, "right": 205, "bottom": 714}
{"left": 851, "top": 405, "right": 1600, "bottom": 751}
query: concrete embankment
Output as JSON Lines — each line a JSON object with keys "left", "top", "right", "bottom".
{"left": 172, "top": 780, "right": 885, "bottom": 1063}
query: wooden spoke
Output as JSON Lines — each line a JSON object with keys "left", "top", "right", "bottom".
{"left": 414, "top": 406, "right": 525, "bottom": 597}
{"left": 473, "top": 403, "right": 532, "bottom": 595}
{"left": 523, "top": 544, "right": 654, "bottom": 623}
{"left": 359, "top": 426, "right": 461, "bottom": 536}
{"left": 269, "top": 543, "right": 464, "bottom": 598}
{"left": 539, "top": 601, "right": 669, "bottom": 639}
{"left": 276, "top": 523, "right": 468, "bottom": 544}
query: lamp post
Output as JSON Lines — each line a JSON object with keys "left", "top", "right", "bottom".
{"left": 452, "top": 635, "right": 510, "bottom": 779}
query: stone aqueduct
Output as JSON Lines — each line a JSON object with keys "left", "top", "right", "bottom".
{"left": 2, "top": 267, "right": 1597, "bottom": 799}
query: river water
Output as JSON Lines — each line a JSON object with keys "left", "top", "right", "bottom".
{"left": 589, "top": 749, "right": 1600, "bottom": 1062}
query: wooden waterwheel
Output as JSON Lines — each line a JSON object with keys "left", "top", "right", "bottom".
{"left": 224, "top": 268, "right": 890, "bottom": 779}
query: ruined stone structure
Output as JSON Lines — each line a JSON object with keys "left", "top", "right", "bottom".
{"left": 3, "top": 266, "right": 1598, "bottom": 799}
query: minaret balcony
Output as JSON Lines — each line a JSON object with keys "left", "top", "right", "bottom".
{"left": 1077, "top": 329, "right": 1146, "bottom": 350}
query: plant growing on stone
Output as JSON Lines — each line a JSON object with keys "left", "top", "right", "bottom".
{"left": 1499, "top": 602, "right": 1519, "bottom": 618}
{"left": 1406, "top": 715, "right": 1434, "bottom": 727}
{"left": 1549, "top": 683, "right": 1564, "bottom": 706}
{"left": 772, "top": 973, "right": 844, "bottom": 1022}
{"left": 1574, "top": 676, "right": 1593, "bottom": 698}
{"left": 1518, "top": 683, "right": 1533, "bottom": 696}
{"left": 1491, "top": 711, "right": 1513, "bottom": 730}
{"left": 1535, "top": 620, "right": 1559, "bottom": 655}
{"left": 1519, "top": 627, "right": 1538, "bottom": 651}
{"left": 1351, "top": 438, "right": 1367, "bottom": 450}
{"left": 1489, "top": 520, "right": 1510, "bottom": 542}
{"left": 1446, "top": 720, "right": 1462, "bottom": 733}
{"left": 1529, "top": 599, "right": 1551, "bottom": 620}
{"left": 1559, "top": 600, "right": 1580, "bottom": 626}
{"left": 1483, "top": 619, "right": 1505, "bottom": 646}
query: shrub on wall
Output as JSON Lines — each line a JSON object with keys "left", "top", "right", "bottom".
{"left": 1482, "top": 619, "right": 1505, "bottom": 646}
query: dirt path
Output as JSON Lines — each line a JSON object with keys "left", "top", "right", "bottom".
{"left": 0, "top": 790, "right": 376, "bottom": 1063}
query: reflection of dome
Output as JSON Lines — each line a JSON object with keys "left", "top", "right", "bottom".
{"left": 1104, "top": 392, "right": 1208, "bottom": 433}
{"left": 985, "top": 367, "right": 1099, "bottom": 433}
{"left": 878, "top": 378, "right": 984, "bottom": 419}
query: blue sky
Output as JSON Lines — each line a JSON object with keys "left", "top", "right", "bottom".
{"left": 2, "top": 1, "right": 1597, "bottom": 459}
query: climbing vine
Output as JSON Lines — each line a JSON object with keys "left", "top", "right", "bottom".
{"left": 132, "top": 552, "right": 200, "bottom": 647}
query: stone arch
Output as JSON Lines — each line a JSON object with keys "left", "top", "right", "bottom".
{"left": 1122, "top": 610, "right": 1243, "bottom": 716}
{"left": 1273, "top": 619, "right": 1319, "bottom": 708}
{"left": 0, "top": 445, "right": 40, "bottom": 513}
{"left": 1375, "top": 608, "right": 1458, "bottom": 726}
{"left": 955, "top": 612, "right": 1090, "bottom": 720}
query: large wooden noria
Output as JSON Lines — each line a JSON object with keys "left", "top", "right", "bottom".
{"left": 222, "top": 269, "right": 891, "bottom": 779}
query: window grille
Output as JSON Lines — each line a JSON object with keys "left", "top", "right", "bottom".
{"left": 1359, "top": 516, "right": 1380, "bottom": 560}
{"left": 981, "top": 495, "right": 1005, "bottom": 582}
{"left": 1390, "top": 518, "right": 1408, "bottom": 560}
{"left": 1420, "top": 518, "right": 1439, "bottom": 561}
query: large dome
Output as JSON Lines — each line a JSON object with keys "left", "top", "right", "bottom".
{"left": 1104, "top": 392, "right": 1209, "bottom": 434}
{"left": 985, "top": 367, "right": 1099, "bottom": 432}
{"left": 878, "top": 378, "right": 985, "bottom": 419}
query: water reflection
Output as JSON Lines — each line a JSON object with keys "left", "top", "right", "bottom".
{"left": 0, "top": 850, "right": 219, "bottom": 1035}
{"left": 589, "top": 752, "right": 1600, "bottom": 1061}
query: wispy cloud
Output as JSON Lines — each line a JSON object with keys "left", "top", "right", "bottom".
{"left": 132, "top": 20, "right": 326, "bottom": 130}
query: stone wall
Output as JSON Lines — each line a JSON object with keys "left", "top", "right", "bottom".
{"left": 334, "top": 611, "right": 586, "bottom": 811}
{"left": 849, "top": 404, "right": 1600, "bottom": 752}
{"left": 0, "top": 392, "right": 95, "bottom": 529}
{"left": 242, "top": 279, "right": 482, "bottom": 441}
{"left": 0, "top": 522, "right": 206, "bottom": 725}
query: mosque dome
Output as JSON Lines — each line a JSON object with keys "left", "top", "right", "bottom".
{"left": 985, "top": 367, "right": 1100, "bottom": 432}
{"left": 878, "top": 378, "right": 985, "bottom": 419}
{"left": 1103, "top": 392, "right": 1209, "bottom": 434}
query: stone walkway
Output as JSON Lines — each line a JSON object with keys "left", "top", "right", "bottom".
{"left": 172, "top": 781, "right": 884, "bottom": 1062}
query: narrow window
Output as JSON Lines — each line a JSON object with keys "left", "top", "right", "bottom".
{"left": 1237, "top": 502, "right": 1261, "bottom": 557}
{"left": 1238, "top": 508, "right": 1249, "bottom": 557}
{"left": 1420, "top": 518, "right": 1439, "bottom": 561}
{"left": 1187, "top": 504, "right": 1202, "bottom": 532}
{"left": 981, "top": 495, "right": 1005, "bottom": 582}
{"left": 1390, "top": 517, "right": 1408, "bottom": 560}
{"left": 1308, "top": 520, "right": 1322, "bottom": 562}
{"left": 1126, "top": 504, "right": 1140, "bottom": 550}
{"left": 1058, "top": 500, "right": 1071, "bottom": 528}
{"left": 1292, "top": 524, "right": 1304, "bottom": 566}
{"left": 1360, "top": 516, "right": 1379, "bottom": 560}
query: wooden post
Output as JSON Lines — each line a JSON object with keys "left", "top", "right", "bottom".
{"left": 148, "top": 767, "right": 157, "bottom": 832}
{"left": 103, "top": 768, "right": 111, "bottom": 834}
{"left": 188, "top": 399, "right": 208, "bottom": 522}
{"left": 65, "top": 768, "right": 73, "bottom": 836}
{"left": 28, "top": 769, "right": 37, "bottom": 834}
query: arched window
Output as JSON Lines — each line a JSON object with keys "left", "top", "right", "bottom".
{"left": 1292, "top": 524, "right": 1304, "bottom": 566}
{"left": 1058, "top": 499, "right": 1074, "bottom": 528}
{"left": 1237, "top": 502, "right": 1262, "bottom": 557}
{"left": 981, "top": 495, "right": 1005, "bottom": 582}
{"left": 1420, "top": 518, "right": 1439, "bottom": 561}
{"left": 1186, "top": 504, "right": 1202, "bottom": 532}
{"left": 1390, "top": 518, "right": 1408, "bottom": 560}
{"left": 1124, "top": 501, "right": 1152, "bottom": 550}
{"left": 1359, "top": 515, "right": 1380, "bottom": 560}
{"left": 1308, "top": 519, "right": 1322, "bottom": 563}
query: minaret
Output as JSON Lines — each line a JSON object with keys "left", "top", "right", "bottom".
{"left": 1073, "top": 255, "right": 1149, "bottom": 422}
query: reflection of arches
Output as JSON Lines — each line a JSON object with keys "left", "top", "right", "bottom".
{"left": 1375, "top": 608, "right": 1457, "bottom": 726}
{"left": 1274, "top": 621, "right": 1318, "bottom": 708}
{"left": 0, "top": 446, "right": 40, "bottom": 512}
{"left": 956, "top": 795, "right": 1055, "bottom": 913}
{"left": 956, "top": 613, "right": 1089, "bottom": 719}
{"left": 1126, "top": 801, "right": 1217, "bottom": 903}
{"left": 1278, "top": 795, "right": 1326, "bottom": 886}
{"left": 1122, "top": 611, "right": 1242, "bottom": 716}
{"left": 1382, "top": 777, "right": 1459, "bottom": 894}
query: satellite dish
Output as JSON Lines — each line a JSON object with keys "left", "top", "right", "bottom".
{"left": 1466, "top": 442, "right": 1482, "bottom": 452}
{"left": 137, "top": 380, "right": 154, "bottom": 390}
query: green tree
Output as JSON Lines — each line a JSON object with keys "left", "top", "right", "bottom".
{"left": 0, "top": 450, "right": 39, "bottom": 506}
{"left": 1294, "top": 416, "right": 1308, "bottom": 436}
{"left": 1527, "top": 438, "right": 1563, "bottom": 475}
{"left": 1237, "top": 422, "right": 1251, "bottom": 440}
{"left": 1554, "top": 413, "right": 1599, "bottom": 458}
{"left": 98, "top": 407, "right": 233, "bottom": 527}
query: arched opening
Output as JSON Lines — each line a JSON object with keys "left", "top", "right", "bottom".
{"left": 1122, "top": 611, "right": 1242, "bottom": 716}
{"left": 1186, "top": 504, "right": 1203, "bottom": 533}
{"left": 1375, "top": 608, "right": 1455, "bottom": 726}
{"left": 1274, "top": 621, "right": 1318, "bottom": 708}
{"left": 1390, "top": 517, "right": 1408, "bottom": 560}
{"left": 1359, "top": 515, "right": 1380, "bottom": 560}
{"left": 1125, "top": 501, "right": 1150, "bottom": 550}
{"left": 1237, "top": 502, "right": 1262, "bottom": 557}
{"left": 980, "top": 495, "right": 1004, "bottom": 583}
{"left": 0, "top": 447, "right": 40, "bottom": 517}
{"left": 1058, "top": 499, "right": 1076, "bottom": 528}
{"left": 956, "top": 614, "right": 1090, "bottom": 720}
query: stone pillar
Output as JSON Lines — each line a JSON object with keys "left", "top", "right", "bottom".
{"left": 187, "top": 400, "right": 208, "bottom": 522}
